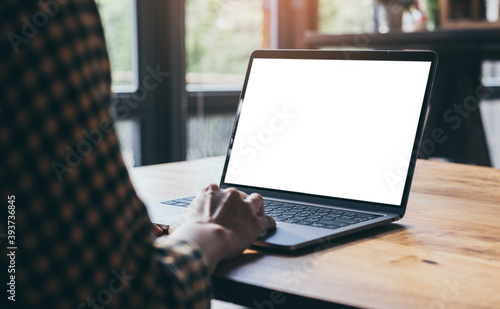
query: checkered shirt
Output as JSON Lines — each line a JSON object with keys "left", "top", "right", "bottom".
{"left": 0, "top": 1, "right": 212, "bottom": 308}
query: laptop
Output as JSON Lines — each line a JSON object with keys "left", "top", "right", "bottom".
{"left": 147, "top": 49, "right": 438, "bottom": 251}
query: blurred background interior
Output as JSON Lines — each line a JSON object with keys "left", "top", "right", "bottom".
{"left": 95, "top": 0, "right": 500, "bottom": 169}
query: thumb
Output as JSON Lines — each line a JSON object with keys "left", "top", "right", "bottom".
{"left": 259, "top": 215, "right": 276, "bottom": 231}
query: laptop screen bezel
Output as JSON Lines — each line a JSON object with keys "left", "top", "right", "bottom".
{"left": 219, "top": 49, "right": 438, "bottom": 217}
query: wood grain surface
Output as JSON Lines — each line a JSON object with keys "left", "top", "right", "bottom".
{"left": 130, "top": 157, "right": 500, "bottom": 309}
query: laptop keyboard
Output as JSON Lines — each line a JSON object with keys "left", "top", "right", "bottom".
{"left": 162, "top": 197, "right": 381, "bottom": 230}
{"left": 161, "top": 196, "right": 195, "bottom": 207}
{"left": 263, "top": 201, "right": 380, "bottom": 229}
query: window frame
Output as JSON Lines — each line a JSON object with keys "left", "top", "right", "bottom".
{"left": 111, "top": 0, "right": 187, "bottom": 165}
{"left": 111, "top": 0, "right": 321, "bottom": 164}
{"left": 185, "top": 0, "right": 319, "bottom": 117}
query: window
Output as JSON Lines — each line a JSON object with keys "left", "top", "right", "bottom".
{"left": 97, "top": 0, "right": 140, "bottom": 168}
{"left": 185, "top": 0, "right": 321, "bottom": 160}
{"left": 96, "top": 0, "right": 137, "bottom": 92}
{"left": 98, "top": 1, "right": 187, "bottom": 166}
{"left": 185, "top": 0, "right": 266, "bottom": 159}
{"left": 96, "top": 0, "right": 322, "bottom": 164}
{"left": 481, "top": 60, "right": 500, "bottom": 168}
{"left": 186, "top": 0, "right": 263, "bottom": 89}
{"left": 319, "top": 0, "right": 373, "bottom": 34}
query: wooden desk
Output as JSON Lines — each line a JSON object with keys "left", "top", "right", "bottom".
{"left": 130, "top": 156, "right": 500, "bottom": 309}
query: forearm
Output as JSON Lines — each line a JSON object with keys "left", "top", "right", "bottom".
{"left": 167, "top": 222, "right": 231, "bottom": 274}
{"left": 153, "top": 236, "right": 214, "bottom": 308}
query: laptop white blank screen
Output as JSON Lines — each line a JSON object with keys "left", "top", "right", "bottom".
{"left": 224, "top": 58, "right": 432, "bottom": 206}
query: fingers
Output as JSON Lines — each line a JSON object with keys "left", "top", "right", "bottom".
{"left": 223, "top": 186, "right": 248, "bottom": 200}
{"left": 200, "top": 185, "right": 275, "bottom": 232}
{"left": 152, "top": 223, "right": 163, "bottom": 236}
{"left": 246, "top": 193, "right": 265, "bottom": 216}
{"left": 203, "top": 183, "right": 221, "bottom": 194}
{"left": 224, "top": 190, "right": 271, "bottom": 224}
{"left": 245, "top": 193, "right": 275, "bottom": 231}
{"left": 260, "top": 215, "right": 276, "bottom": 230}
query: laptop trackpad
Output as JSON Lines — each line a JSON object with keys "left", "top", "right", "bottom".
{"left": 255, "top": 222, "right": 333, "bottom": 249}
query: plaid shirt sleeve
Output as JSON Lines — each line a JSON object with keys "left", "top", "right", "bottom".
{"left": 0, "top": 1, "right": 212, "bottom": 308}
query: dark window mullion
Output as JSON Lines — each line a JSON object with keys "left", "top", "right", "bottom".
{"left": 134, "top": 0, "right": 187, "bottom": 165}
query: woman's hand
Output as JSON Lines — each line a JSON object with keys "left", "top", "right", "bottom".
{"left": 167, "top": 184, "right": 276, "bottom": 272}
